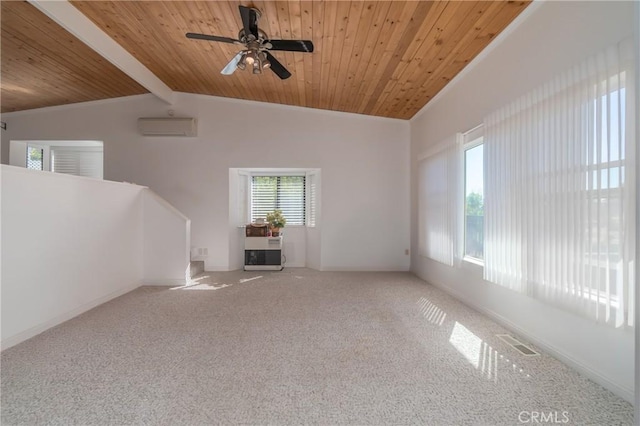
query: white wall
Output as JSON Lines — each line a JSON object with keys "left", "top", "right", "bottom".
{"left": 634, "top": 1, "right": 640, "bottom": 418}
{"left": 227, "top": 168, "right": 244, "bottom": 270}
{"left": 1, "top": 92, "right": 411, "bottom": 272}
{"left": 143, "top": 188, "right": 191, "bottom": 284}
{"left": 410, "top": 1, "right": 635, "bottom": 401}
{"left": 1, "top": 165, "right": 143, "bottom": 349}
{"left": 1, "top": 165, "right": 191, "bottom": 349}
{"left": 9, "top": 141, "right": 27, "bottom": 167}
{"left": 281, "top": 227, "right": 306, "bottom": 268}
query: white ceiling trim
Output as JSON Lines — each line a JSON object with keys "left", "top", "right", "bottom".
{"left": 28, "top": 0, "right": 175, "bottom": 105}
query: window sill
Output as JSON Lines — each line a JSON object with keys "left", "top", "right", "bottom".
{"left": 462, "top": 256, "right": 484, "bottom": 276}
{"left": 237, "top": 225, "right": 311, "bottom": 229}
{"left": 463, "top": 256, "right": 484, "bottom": 266}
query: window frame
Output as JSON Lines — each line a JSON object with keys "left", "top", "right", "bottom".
{"left": 249, "top": 172, "right": 307, "bottom": 227}
{"left": 305, "top": 170, "right": 319, "bottom": 228}
{"left": 26, "top": 146, "right": 44, "bottom": 171}
{"left": 235, "top": 168, "right": 320, "bottom": 229}
{"left": 462, "top": 126, "right": 485, "bottom": 266}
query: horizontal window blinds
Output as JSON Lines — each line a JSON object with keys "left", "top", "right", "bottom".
{"left": 51, "top": 148, "right": 103, "bottom": 179}
{"left": 251, "top": 176, "right": 305, "bottom": 225}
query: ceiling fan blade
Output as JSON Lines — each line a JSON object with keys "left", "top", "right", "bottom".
{"left": 268, "top": 40, "right": 314, "bottom": 53}
{"left": 265, "top": 51, "right": 291, "bottom": 80}
{"left": 221, "top": 52, "right": 244, "bottom": 75}
{"left": 186, "top": 32, "right": 239, "bottom": 44}
{"left": 239, "top": 6, "right": 259, "bottom": 39}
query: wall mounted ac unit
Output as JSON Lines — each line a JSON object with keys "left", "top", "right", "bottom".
{"left": 137, "top": 117, "right": 197, "bottom": 137}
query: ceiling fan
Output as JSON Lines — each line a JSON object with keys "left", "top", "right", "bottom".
{"left": 186, "top": 5, "right": 314, "bottom": 80}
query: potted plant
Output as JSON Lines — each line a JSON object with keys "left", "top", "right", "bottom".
{"left": 266, "top": 209, "right": 286, "bottom": 236}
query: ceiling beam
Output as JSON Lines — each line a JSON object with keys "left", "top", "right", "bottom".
{"left": 28, "top": 0, "right": 175, "bottom": 105}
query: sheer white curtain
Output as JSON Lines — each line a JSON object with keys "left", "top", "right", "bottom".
{"left": 418, "top": 137, "right": 462, "bottom": 266}
{"left": 484, "top": 38, "right": 635, "bottom": 327}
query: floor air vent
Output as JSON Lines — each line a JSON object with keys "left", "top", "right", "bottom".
{"left": 497, "top": 334, "right": 539, "bottom": 356}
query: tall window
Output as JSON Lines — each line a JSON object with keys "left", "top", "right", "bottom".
{"left": 483, "top": 39, "right": 634, "bottom": 327}
{"left": 417, "top": 137, "right": 460, "bottom": 266}
{"left": 26, "top": 147, "right": 43, "bottom": 170}
{"left": 251, "top": 176, "right": 305, "bottom": 225}
{"left": 464, "top": 131, "right": 484, "bottom": 261}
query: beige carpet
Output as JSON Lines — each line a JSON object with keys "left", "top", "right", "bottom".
{"left": 1, "top": 269, "right": 633, "bottom": 425}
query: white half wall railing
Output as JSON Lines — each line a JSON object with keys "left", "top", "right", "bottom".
{"left": 142, "top": 188, "right": 191, "bottom": 285}
{"left": 1, "top": 165, "right": 190, "bottom": 350}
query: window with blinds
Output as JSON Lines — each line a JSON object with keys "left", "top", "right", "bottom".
{"left": 51, "top": 147, "right": 103, "bottom": 179}
{"left": 251, "top": 176, "right": 305, "bottom": 225}
{"left": 306, "top": 173, "right": 317, "bottom": 227}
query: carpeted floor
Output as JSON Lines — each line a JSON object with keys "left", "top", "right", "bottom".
{"left": 1, "top": 269, "right": 633, "bottom": 425}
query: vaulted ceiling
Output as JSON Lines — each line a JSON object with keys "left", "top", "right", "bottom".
{"left": 1, "top": 1, "right": 531, "bottom": 119}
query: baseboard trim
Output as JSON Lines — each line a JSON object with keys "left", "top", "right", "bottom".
{"left": 1, "top": 282, "right": 141, "bottom": 352}
{"left": 320, "top": 267, "right": 411, "bottom": 272}
{"left": 423, "top": 278, "right": 634, "bottom": 403}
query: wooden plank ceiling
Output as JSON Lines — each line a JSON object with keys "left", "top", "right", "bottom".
{"left": 2, "top": 1, "right": 531, "bottom": 119}
{"left": 0, "top": 1, "right": 147, "bottom": 113}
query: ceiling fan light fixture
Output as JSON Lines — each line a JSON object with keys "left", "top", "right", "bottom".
{"left": 237, "top": 52, "right": 247, "bottom": 70}
{"left": 259, "top": 51, "right": 270, "bottom": 69}
{"left": 245, "top": 50, "right": 256, "bottom": 66}
{"left": 252, "top": 60, "right": 262, "bottom": 74}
